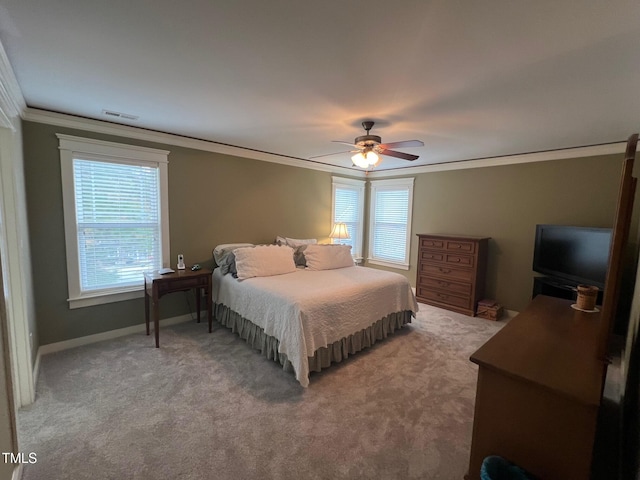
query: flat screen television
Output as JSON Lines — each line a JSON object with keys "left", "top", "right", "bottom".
{"left": 533, "top": 225, "right": 612, "bottom": 288}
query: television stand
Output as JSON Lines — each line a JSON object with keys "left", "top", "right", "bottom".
{"left": 532, "top": 275, "right": 604, "bottom": 305}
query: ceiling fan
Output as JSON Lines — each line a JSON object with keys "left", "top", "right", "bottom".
{"left": 311, "top": 121, "right": 424, "bottom": 168}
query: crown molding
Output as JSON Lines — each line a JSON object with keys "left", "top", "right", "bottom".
{"left": 23, "top": 108, "right": 366, "bottom": 177}
{"left": 367, "top": 142, "right": 627, "bottom": 178}
{"left": 0, "top": 39, "right": 26, "bottom": 129}
{"left": 21, "top": 108, "right": 626, "bottom": 179}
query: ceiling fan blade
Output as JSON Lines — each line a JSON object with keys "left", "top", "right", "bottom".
{"left": 332, "top": 140, "right": 362, "bottom": 148}
{"left": 378, "top": 140, "right": 424, "bottom": 149}
{"left": 379, "top": 149, "right": 420, "bottom": 161}
{"left": 309, "top": 150, "right": 358, "bottom": 159}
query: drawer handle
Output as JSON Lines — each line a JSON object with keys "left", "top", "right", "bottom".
{"left": 451, "top": 258, "right": 460, "bottom": 262}
{"left": 439, "top": 268, "right": 451, "bottom": 273}
{"left": 438, "top": 293, "right": 449, "bottom": 299}
{"left": 438, "top": 281, "right": 450, "bottom": 287}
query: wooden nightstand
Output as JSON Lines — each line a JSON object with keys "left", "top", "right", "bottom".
{"left": 143, "top": 268, "right": 213, "bottom": 347}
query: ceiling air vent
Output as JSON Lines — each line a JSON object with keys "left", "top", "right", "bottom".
{"left": 101, "top": 109, "right": 139, "bottom": 121}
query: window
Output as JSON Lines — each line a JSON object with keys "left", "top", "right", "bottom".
{"left": 368, "top": 177, "right": 414, "bottom": 270}
{"left": 331, "top": 177, "right": 365, "bottom": 259}
{"left": 58, "top": 134, "right": 170, "bottom": 308}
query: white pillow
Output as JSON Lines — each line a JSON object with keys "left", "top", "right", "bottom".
{"left": 285, "top": 237, "right": 317, "bottom": 248}
{"left": 304, "top": 244, "right": 354, "bottom": 271}
{"left": 275, "top": 236, "right": 318, "bottom": 247}
{"left": 234, "top": 245, "right": 297, "bottom": 280}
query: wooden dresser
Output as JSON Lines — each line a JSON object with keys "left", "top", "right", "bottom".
{"left": 416, "top": 234, "right": 490, "bottom": 316}
{"left": 466, "top": 295, "right": 606, "bottom": 479}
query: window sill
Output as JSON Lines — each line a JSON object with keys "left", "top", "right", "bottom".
{"left": 68, "top": 287, "right": 144, "bottom": 309}
{"left": 367, "top": 259, "right": 410, "bottom": 271}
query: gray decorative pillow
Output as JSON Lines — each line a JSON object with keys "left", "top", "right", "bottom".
{"left": 293, "top": 244, "right": 310, "bottom": 267}
{"left": 273, "top": 237, "right": 317, "bottom": 266}
{"left": 213, "top": 243, "right": 254, "bottom": 275}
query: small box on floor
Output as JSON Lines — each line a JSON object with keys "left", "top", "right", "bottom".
{"left": 476, "top": 299, "right": 503, "bottom": 321}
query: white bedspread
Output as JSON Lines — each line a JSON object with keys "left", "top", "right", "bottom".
{"left": 212, "top": 266, "right": 418, "bottom": 387}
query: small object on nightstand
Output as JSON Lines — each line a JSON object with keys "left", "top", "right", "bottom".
{"left": 191, "top": 264, "right": 201, "bottom": 271}
{"left": 177, "top": 254, "right": 185, "bottom": 270}
{"left": 158, "top": 267, "right": 175, "bottom": 275}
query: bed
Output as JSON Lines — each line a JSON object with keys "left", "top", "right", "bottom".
{"left": 211, "top": 243, "right": 418, "bottom": 387}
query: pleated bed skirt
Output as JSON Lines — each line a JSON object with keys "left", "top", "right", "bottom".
{"left": 214, "top": 303, "right": 413, "bottom": 378}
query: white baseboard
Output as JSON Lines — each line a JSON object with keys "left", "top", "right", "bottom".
{"left": 12, "top": 464, "right": 23, "bottom": 480}
{"left": 32, "top": 349, "right": 41, "bottom": 394}
{"left": 37, "top": 313, "right": 196, "bottom": 357}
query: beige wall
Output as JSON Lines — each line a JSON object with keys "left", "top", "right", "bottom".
{"left": 23, "top": 118, "right": 638, "bottom": 346}
{"left": 365, "top": 154, "right": 638, "bottom": 313}
{"left": 22, "top": 121, "right": 336, "bottom": 345}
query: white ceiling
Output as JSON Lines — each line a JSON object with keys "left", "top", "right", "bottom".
{"left": 1, "top": 0, "right": 639, "bottom": 171}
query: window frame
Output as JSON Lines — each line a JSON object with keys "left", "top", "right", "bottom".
{"left": 58, "top": 134, "right": 170, "bottom": 309}
{"left": 367, "top": 177, "right": 414, "bottom": 270}
{"left": 331, "top": 176, "right": 365, "bottom": 260}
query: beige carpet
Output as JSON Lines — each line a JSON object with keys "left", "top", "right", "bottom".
{"left": 18, "top": 304, "right": 505, "bottom": 479}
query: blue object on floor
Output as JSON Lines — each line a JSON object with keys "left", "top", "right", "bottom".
{"left": 481, "top": 456, "right": 534, "bottom": 480}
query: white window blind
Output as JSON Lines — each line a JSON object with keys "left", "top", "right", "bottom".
{"left": 73, "top": 159, "right": 162, "bottom": 292}
{"left": 332, "top": 177, "right": 365, "bottom": 258}
{"left": 59, "top": 134, "right": 170, "bottom": 308}
{"left": 368, "top": 178, "right": 414, "bottom": 269}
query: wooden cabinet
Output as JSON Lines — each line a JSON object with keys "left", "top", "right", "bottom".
{"left": 466, "top": 295, "right": 606, "bottom": 480}
{"left": 465, "top": 134, "right": 637, "bottom": 479}
{"left": 416, "top": 234, "right": 490, "bottom": 316}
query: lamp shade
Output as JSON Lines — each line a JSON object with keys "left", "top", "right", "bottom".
{"left": 329, "top": 222, "right": 350, "bottom": 239}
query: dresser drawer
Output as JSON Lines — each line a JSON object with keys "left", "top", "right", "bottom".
{"left": 420, "top": 263, "right": 475, "bottom": 282}
{"left": 420, "top": 250, "right": 445, "bottom": 262}
{"left": 420, "top": 237, "right": 445, "bottom": 250}
{"left": 418, "top": 275, "right": 472, "bottom": 296}
{"left": 444, "top": 253, "right": 474, "bottom": 268}
{"left": 417, "top": 287, "right": 471, "bottom": 310}
{"left": 420, "top": 236, "right": 477, "bottom": 254}
{"left": 445, "top": 239, "right": 476, "bottom": 254}
{"left": 420, "top": 250, "right": 475, "bottom": 268}
{"left": 157, "top": 275, "right": 207, "bottom": 294}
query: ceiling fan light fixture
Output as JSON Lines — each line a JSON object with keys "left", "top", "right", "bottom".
{"left": 352, "top": 149, "right": 379, "bottom": 169}
{"left": 365, "top": 150, "right": 379, "bottom": 166}
{"left": 351, "top": 152, "right": 370, "bottom": 169}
